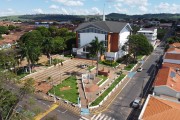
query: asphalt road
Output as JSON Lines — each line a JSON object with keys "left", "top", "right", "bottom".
{"left": 103, "top": 43, "right": 164, "bottom": 120}
{"left": 4, "top": 83, "right": 81, "bottom": 120}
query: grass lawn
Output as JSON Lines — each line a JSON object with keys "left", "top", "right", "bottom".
{"left": 90, "top": 74, "right": 125, "bottom": 106}
{"left": 16, "top": 68, "right": 30, "bottom": 80}
{"left": 137, "top": 55, "right": 144, "bottom": 60}
{"left": 97, "top": 75, "right": 108, "bottom": 86}
{"left": 99, "top": 61, "right": 119, "bottom": 67}
{"left": 49, "top": 76, "right": 78, "bottom": 104}
{"left": 88, "top": 65, "right": 95, "bottom": 71}
{"left": 124, "top": 64, "right": 136, "bottom": 71}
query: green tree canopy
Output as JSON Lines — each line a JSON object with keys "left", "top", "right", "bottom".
{"left": 36, "top": 26, "right": 51, "bottom": 37}
{"left": 19, "top": 30, "right": 43, "bottom": 73}
{"left": 53, "top": 36, "right": 66, "bottom": 53}
{"left": 0, "top": 26, "right": 9, "bottom": 34}
{"left": 127, "top": 34, "right": 153, "bottom": 59}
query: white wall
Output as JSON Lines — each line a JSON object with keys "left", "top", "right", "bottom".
{"left": 154, "top": 85, "right": 180, "bottom": 98}
{"left": 106, "top": 52, "right": 118, "bottom": 60}
{"left": 163, "top": 59, "right": 180, "bottom": 64}
{"left": 80, "top": 33, "right": 105, "bottom": 47}
{"left": 119, "top": 26, "right": 130, "bottom": 47}
{"left": 118, "top": 26, "right": 130, "bottom": 57}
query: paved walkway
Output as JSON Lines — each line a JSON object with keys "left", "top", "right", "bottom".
{"left": 34, "top": 103, "right": 59, "bottom": 120}
{"left": 89, "top": 59, "right": 145, "bottom": 115}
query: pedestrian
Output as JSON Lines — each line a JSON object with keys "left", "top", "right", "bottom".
{"left": 61, "top": 61, "right": 63, "bottom": 66}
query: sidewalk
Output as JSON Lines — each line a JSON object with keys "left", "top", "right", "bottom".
{"left": 90, "top": 62, "right": 142, "bottom": 115}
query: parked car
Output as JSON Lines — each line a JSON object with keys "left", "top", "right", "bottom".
{"left": 131, "top": 97, "right": 141, "bottom": 108}
{"left": 137, "top": 67, "right": 143, "bottom": 72}
{"left": 81, "top": 64, "right": 88, "bottom": 69}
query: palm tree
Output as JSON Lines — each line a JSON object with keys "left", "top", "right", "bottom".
{"left": 90, "top": 37, "right": 105, "bottom": 76}
{"left": 42, "top": 37, "right": 54, "bottom": 65}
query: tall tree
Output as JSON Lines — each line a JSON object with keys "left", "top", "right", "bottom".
{"left": 36, "top": 26, "right": 51, "bottom": 37}
{"left": 127, "top": 34, "right": 153, "bottom": 61}
{"left": 90, "top": 37, "right": 105, "bottom": 76}
{"left": 18, "top": 30, "right": 43, "bottom": 73}
{"left": 42, "top": 37, "right": 54, "bottom": 65}
{"left": 53, "top": 36, "right": 66, "bottom": 53}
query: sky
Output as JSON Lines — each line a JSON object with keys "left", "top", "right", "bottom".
{"left": 0, "top": 0, "right": 180, "bottom": 16}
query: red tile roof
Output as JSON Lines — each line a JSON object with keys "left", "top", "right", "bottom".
{"left": 154, "top": 67, "right": 180, "bottom": 91}
{"left": 140, "top": 95, "right": 180, "bottom": 120}
{"left": 164, "top": 53, "right": 180, "bottom": 60}
{"left": 167, "top": 48, "right": 180, "bottom": 53}
{"left": 163, "top": 63, "right": 180, "bottom": 69}
{"left": 170, "top": 43, "right": 180, "bottom": 48}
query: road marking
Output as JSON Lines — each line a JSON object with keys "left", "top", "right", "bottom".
{"left": 34, "top": 103, "right": 59, "bottom": 120}
{"left": 94, "top": 113, "right": 101, "bottom": 120}
{"left": 99, "top": 114, "right": 105, "bottom": 120}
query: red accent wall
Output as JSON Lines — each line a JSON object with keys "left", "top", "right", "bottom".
{"left": 110, "top": 33, "right": 119, "bottom": 52}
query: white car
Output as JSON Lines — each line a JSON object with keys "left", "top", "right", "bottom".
{"left": 81, "top": 64, "right": 88, "bottom": 69}
{"left": 132, "top": 97, "right": 141, "bottom": 108}
{"left": 137, "top": 67, "right": 143, "bottom": 72}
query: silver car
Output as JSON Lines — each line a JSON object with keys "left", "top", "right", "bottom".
{"left": 132, "top": 97, "right": 141, "bottom": 108}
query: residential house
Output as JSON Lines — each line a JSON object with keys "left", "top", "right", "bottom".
{"left": 0, "top": 33, "right": 21, "bottom": 50}
{"left": 169, "top": 42, "right": 180, "bottom": 48}
{"left": 166, "top": 47, "right": 180, "bottom": 54}
{"left": 159, "top": 23, "right": 172, "bottom": 29}
{"left": 163, "top": 53, "right": 180, "bottom": 64}
{"left": 153, "top": 67, "right": 180, "bottom": 99}
{"left": 137, "top": 28, "right": 157, "bottom": 46}
{"left": 148, "top": 21, "right": 160, "bottom": 26}
{"left": 138, "top": 95, "right": 180, "bottom": 120}
{"left": 73, "top": 21, "right": 132, "bottom": 60}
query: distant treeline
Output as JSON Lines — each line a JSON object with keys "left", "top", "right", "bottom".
{"left": 19, "top": 14, "right": 85, "bottom": 21}
{"left": 1, "top": 13, "right": 180, "bottom": 22}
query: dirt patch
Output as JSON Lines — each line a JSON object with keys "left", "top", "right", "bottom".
{"left": 60, "top": 86, "right": 71, "bottom": 91}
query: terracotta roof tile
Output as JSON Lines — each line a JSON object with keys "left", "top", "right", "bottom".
{"left": 164, "top": 53, "right": 180, "bottom": 60}
{"left": 163, "top": 63, "right": 180, "bottom": 69}
{"left": 167, "top": 48, "right": 180, "bottom": 53}
{"left": 154, "top": 67, "right": 180, "bottom": 91}
{"left": 170, "top": 43, "right": 180, "bottom": 48}
{"left": 141, "top": 96, "right": 180, "bottom": 120}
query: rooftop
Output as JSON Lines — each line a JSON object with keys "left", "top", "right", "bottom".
{"left": 164, "top": 53, "right": 180, "bottom": 60}
{"left": 163, "top": 63, "right": 180, "bottom": 69}
{"left": 139, "top": 95, "right": 180, "bottom": 120}
{"left": 154, "top": 67, "right": 180, "bottom": 91}
{"left": 74, "top": 21, "right": 131, "bottom": 33}
{"left": 170, "top": 43, "right": 180, "bottom": 48}
{"left": 167, "top": 48, "right": 180, "bottom": 53}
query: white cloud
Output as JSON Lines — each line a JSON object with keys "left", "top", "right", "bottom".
{"left": 91, "top": 7, "right": 101, "bottom": 15}
{"left": 49, "top": 5, "right": 59, "bottom": 9}
{"left": 155, "top": 2, "right": 180, "bottom": 13}
{"left": 61, "top": 8, "right": 69, "bottom": 14}
{"left": 33, "top": 8, "right": 44, "bottom": 14}
{"left": 0, "top": 8, "right": 15, "bottom": 16}
{"left": 108, "top": 0, "right": 148, "bottom": 6}
{"left": 139, "top": 6, "right": 147, "bottom": 13}
{"left": 52, "top": 0, "right": 84, "bottom": 6}
{"left": 114, "top": 3, "right": 128, "bottom": 13}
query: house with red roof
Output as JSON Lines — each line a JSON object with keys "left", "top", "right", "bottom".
{"left": 169, "top": 42, "right": 180, "bottom": 48}
{"left": 138, "top": 95, "right": 180, "bottom": 120}
{"left": 153, "top": 67, "right": 180, "bottom": 99}
{"left": 163, "top": 52, "right": 180, "bottom": 64}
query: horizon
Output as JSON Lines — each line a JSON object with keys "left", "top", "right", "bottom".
{"left": 1, "top": 12, "right": 180, "bottom": 18}
{"left": 0, "top": 0, "right": 180, "bottom": 17}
